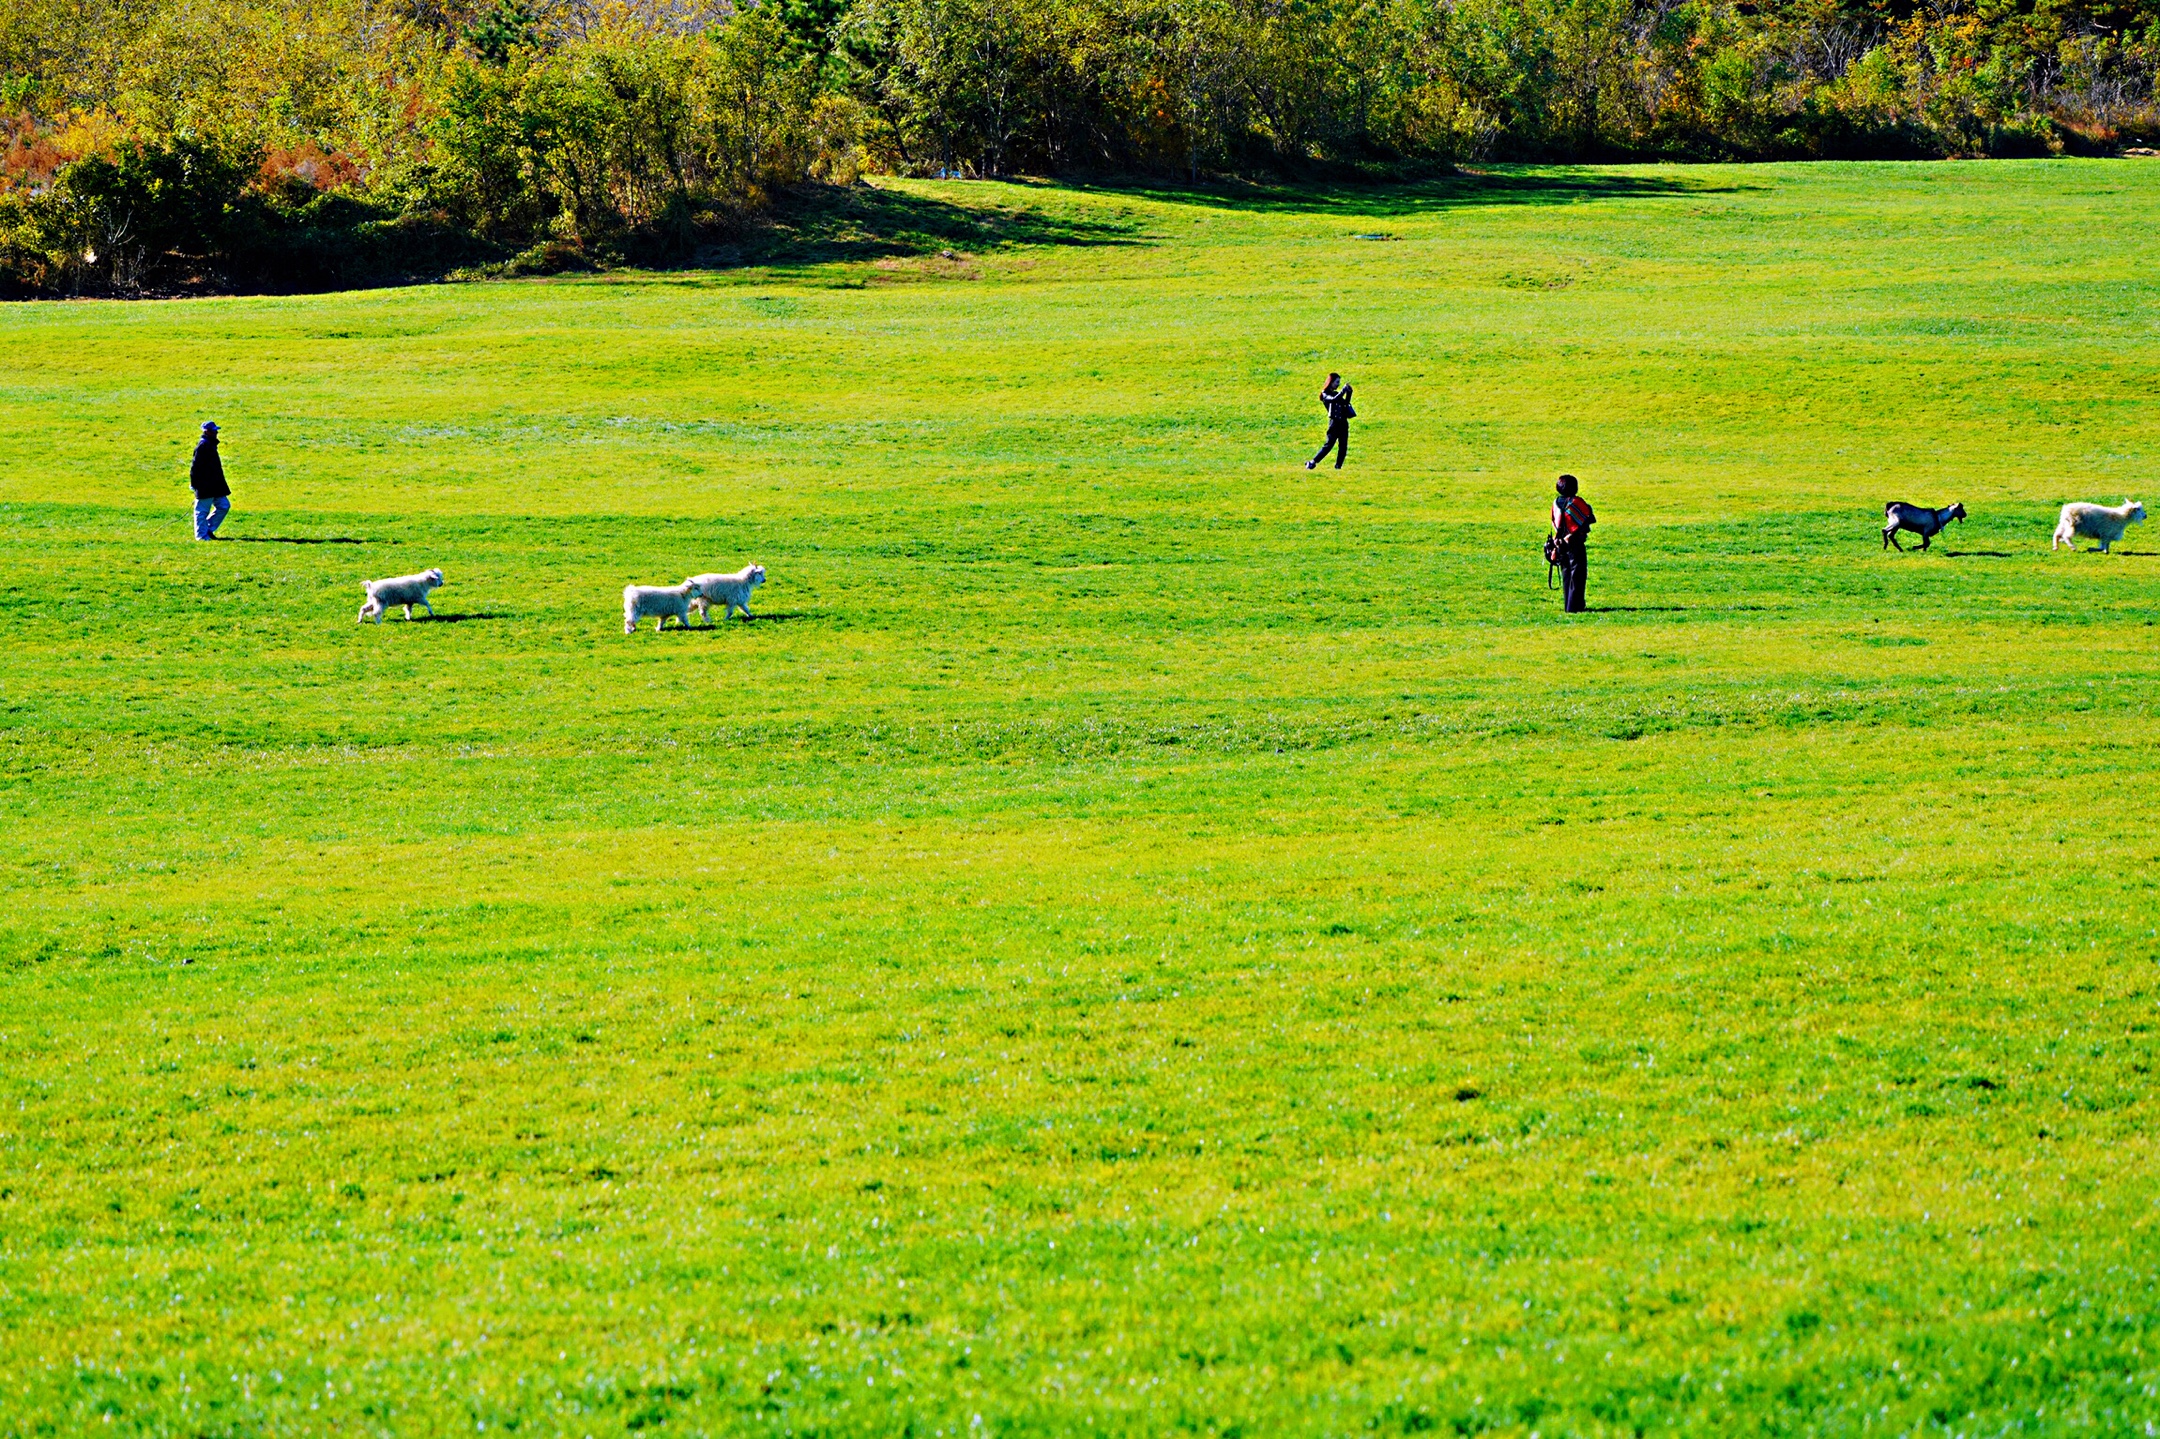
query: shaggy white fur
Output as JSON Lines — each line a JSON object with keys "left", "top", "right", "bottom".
{"left": 684, "top": 564, "right": 766, "bottom": 624}
{"left": 359, "top": 568, "right": 445, "bottom": 623}
{"left": 624, "top": 581, "right": 697, "bottom": 633}
{"left": 2053, "top": 499, "right": 2146, "bottom": 553}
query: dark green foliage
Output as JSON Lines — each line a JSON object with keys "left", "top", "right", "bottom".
{"left": 778, "top": 0, "right": 859, "bottom": 56}
{"left": 0, "top": 137, "right": 262, "bottom": 294}
{"left": 0, "top": 139, "right": 501, "bottom": 295}
{"left": 59, "top": 138, "right": 255, "bottom": 279}
{"left": 462, "top": 0, "right": 541, "bottom": 65}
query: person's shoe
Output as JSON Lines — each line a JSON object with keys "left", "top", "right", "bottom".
{"left": 1304, "top": 460, "right": 1316, "bottom": 470}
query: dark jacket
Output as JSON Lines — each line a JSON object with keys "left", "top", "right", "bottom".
{"left": 190, "top": 435, "right": 228, "bottom": 498}
{"left": 1323, "top": 386, "right": 1356, "bottom": 426}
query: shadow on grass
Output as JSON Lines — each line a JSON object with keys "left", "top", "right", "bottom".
{"left": 1587, "top": 605, "right": 1692, "bottom": 612}
{"left": 370, "top": 612, "right": 507, "bottom": 623}
{"left": 1080, "top": 166, "right": 1747, "bottom": 218}
{"left": 1939, "top": 550, "right": 2014, "bottom": 558}
{"left": 684, "top": 185, "right": 1143, "bottom": 274}
{"left": 229, "top": 535, "right": 373, "bottom": 545}
{"left": 670, "top": 613, "right": 815, "bottom": 629}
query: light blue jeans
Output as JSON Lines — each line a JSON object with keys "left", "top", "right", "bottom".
{"left": 193, "top": 495, "right": 230, "bottom": 539}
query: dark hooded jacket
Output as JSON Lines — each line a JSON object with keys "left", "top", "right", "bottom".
{"left": 190, "top": 434, "right": 228, "bottom": 498}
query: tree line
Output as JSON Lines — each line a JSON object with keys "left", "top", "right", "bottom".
{"left": 2, "top": 0, "right": 2155, "bottom": 294}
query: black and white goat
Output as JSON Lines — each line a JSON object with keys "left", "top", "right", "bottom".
{"left": 1882, "top": 501, "right": 1966, "bottom": 552}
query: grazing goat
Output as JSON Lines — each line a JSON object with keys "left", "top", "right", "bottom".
{"left": 358, "top": 568, "right": 445, "bottom": 623}
{"left": 2053, "top": 499, "right": 2146, "bottom": 553}
{"left": 685, "top": 564, "right": 766, "bottom": 624}
{"left": 624, "top": 581, "right": 697, "bottom": 633}
{"left": 1882, "top": 501, "right": 1966, "bottom": 551}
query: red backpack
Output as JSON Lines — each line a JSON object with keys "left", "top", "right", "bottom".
{"left": 1545, "top": 497, "right": 1593, "bottom": 582}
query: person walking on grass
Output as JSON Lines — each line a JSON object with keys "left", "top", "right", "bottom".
{"left": 1306, "top": 372, "right": 1355, "bottom": 471}
{"left": 190, "top": 421, "right": 230, "bottom": 540}
{"left": 1549, "top": 473, "right": 1595, "bottom": 613}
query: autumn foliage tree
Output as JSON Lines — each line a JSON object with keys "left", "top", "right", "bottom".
{"left": 1, "top": 0, "right": 2154, "bottom": 293}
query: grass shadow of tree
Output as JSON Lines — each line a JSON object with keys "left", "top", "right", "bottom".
{"left": 691, "top": 184, "right": 1145, "bottom": 274}
{"left": 1081, "top": 165, "right": 1751, "bottom": 218}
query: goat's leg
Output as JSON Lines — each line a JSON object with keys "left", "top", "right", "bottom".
{"left": 1917, "top": 531, "right": 1931, "bottom": 551}
{"left": 420, "top": 599, "right": 435, "bottom": 619}
{"left": 1888, "top": 530, "right": 1905, "bottom": 552}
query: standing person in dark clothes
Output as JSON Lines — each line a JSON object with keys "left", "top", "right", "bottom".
{"left": 190, "top": 421, "right": 230, "bottom": 540}
{"left": 1305, "top": 372, "right": 1355, "bottom": 471}
{"left": 1549, "top": 473, "right": 1595, "bottom": 613}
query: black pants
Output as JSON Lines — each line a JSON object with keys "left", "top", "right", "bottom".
{"left": 1311, "top": 422, "right": 1348, "bottom": 469}
{"left": 1558, "top": 542, "right": 1588, "bottom": 613}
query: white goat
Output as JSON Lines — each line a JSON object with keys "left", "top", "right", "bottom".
{"left": 685, "top": 564, "right": 766, "bottom": 624}
{"left": 623, "top": 581, "right": 697, "bottom": 633}
{"left": 2053, "top": 499, "right": 2146, "bottom": 553}
{"left": 358, "top": 568, "right": 445, "bottom": 623}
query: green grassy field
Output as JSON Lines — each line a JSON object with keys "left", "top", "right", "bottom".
{"left": 3, "top": 159, "right": 2158, "bottom": 1436}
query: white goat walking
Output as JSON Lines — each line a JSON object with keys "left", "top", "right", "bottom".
{"left": 685, "top": 564, "right": 766, "bottom": 624}
{"left": 624, "top": 581, "right": 697, "bottom": 633}
{"left": 358, "top": 569, "right": 445, "bottom": 623}
{"left": 2053, "top": 499, "right": 2146, "bottom": 553}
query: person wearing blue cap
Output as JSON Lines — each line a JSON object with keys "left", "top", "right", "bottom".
{"left": 190, "top": 421, "right": 230, "bottom": 539}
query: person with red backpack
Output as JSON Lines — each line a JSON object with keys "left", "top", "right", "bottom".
{"left": 1548, "top": 474, "right": 1595, "bottom": 613}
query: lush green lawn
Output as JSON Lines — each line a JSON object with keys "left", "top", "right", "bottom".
{"left": 3, "top": 160, "right": 2157, "bottom": 1436}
